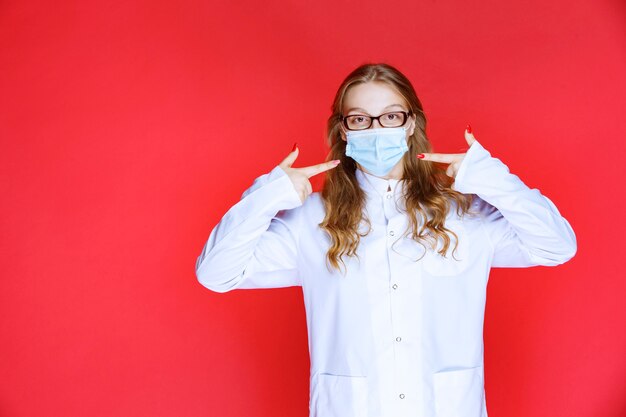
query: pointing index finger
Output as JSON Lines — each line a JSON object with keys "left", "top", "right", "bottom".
{"left": 301, "top": 160, "right": 341, "bottom": 178}
{"left": 465, "top": 130, "right": 476, "bottom": 146}
{"left": 419, "top": 153, "right": 464, "bottom": 164}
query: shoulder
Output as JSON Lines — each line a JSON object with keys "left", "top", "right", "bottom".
{"left": 440, "top": 195, "right": 504, "bottom": 245}
{"left": 302, "top": 191, "right": 326, "bottom": 217}
{"left": 456, "top": 195, "right": 505, "bottom": 233}
{"left": 446, "top": 194, "right": 499, "bottom": 223}
{"left": 276, "top": 191, "right": 325, "bottom": 224}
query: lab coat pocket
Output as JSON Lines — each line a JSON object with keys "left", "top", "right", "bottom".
{"left": 313, "top": 373, "right": 368, "bottom": 417}
{"left": 433, "top": 366, "right": 484, "bottom": 417}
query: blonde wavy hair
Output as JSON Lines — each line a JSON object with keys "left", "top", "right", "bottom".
{"left": 320, "top": 63, "right": 475, "bottom": 272}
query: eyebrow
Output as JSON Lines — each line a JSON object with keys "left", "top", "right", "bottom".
{"left": 345, "top": 104, "right": 405, "bottom": 114}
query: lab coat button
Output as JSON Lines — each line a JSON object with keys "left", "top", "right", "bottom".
{"left": 386, "top": 194, "right": 392, "bottom": 199}
{"left": 399, "top": 393, "right": 405, "bottom": 399}
{"left": 389, "top": 230, "right": 395, "bottom": 236}
{"left": 392, "top": 283, "right": 398, "bottom": 290}
{"left": 396, "top": 336, "right": 402, "bottom": 342}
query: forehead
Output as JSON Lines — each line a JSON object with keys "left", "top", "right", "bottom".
{"left": 343, "top": 81, "right": 406, "bottom": 114}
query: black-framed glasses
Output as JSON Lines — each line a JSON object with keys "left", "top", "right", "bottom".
{"left": 341, "top": 110, "right": 412, "bottom": 131}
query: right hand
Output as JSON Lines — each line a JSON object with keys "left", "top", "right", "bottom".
{"left": 279, "top": 145, "right": 341, "bottom": 203}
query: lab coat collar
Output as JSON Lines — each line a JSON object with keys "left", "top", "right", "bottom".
{"left": 355, "top": 168, "right": 403, "bottom": 198}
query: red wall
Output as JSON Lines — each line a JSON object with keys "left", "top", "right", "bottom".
{"left": 1, "top": 0, "right": 625, "bottom": 416}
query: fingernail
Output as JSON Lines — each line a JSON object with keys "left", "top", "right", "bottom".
{"left": 466, "top": 124, "right": 472, "bottom": 133}
{"left": 292, "top": 142, "right": 297, "bottom": 151}
{"left": 332, "top": 159, "right": 341, "bottom": 165}
{"left": 417, "top": 154, "right": 425, "bottom": 159}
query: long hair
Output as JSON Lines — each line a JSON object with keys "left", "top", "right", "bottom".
{"left": 320, "top": 63, "right": 475, "bottom": 272}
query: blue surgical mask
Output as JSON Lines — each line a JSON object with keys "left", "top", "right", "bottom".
{"left": 345, "top": 126, "right": 409, "bottom": 176}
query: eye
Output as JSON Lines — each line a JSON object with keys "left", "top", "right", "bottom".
{"left": 383, "top": 112, "right": 400, "bottom": 121}
{"left": 346, "top": 115, "right": 370, "bottom": 126}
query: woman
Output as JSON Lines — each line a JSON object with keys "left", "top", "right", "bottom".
{"left": 195, "top": 63, "right": 577, "bottom": 417}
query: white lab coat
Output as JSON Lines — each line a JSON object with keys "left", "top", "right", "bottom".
{"left": 195, "top": 139, "right": 577, "bottom": 417}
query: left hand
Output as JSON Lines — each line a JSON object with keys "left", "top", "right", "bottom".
{"left": 417, "top": 128, "right": 477, "bottom": 178}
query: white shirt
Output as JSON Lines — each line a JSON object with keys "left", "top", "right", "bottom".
{"left": 195, "top": 139, "right": 577, "bottom": 417}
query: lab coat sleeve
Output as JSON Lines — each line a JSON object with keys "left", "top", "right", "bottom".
{"left": 452, "top": 139, "right": 577, "bottom": 267}
{"left": 195, "top": 165, "right": 304, "bottom": 292}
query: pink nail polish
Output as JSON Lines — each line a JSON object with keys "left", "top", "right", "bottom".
{"left": 417, "top": 153, "right": 425, "bottom": 159}
{"left": 466, "top": 124, "right": 472, "bottom": 133}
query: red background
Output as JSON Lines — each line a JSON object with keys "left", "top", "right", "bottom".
{"left": 1, "top": 0, "right": 625, "bottom": 416}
